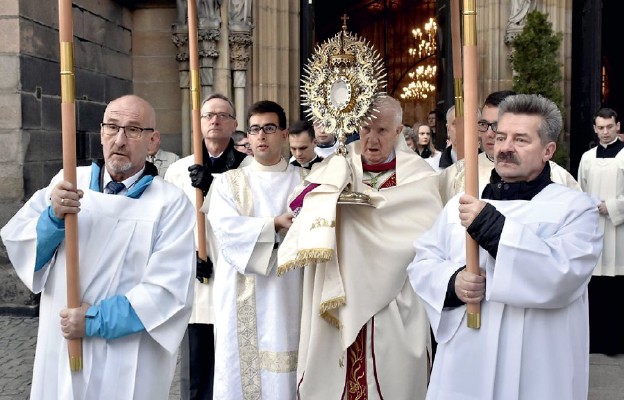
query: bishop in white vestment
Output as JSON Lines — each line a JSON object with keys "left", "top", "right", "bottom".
{"left": 279, "top": 96, "right": 441, "bottom": 400}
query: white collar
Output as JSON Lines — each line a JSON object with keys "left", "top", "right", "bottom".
{"left": 251, "top": 157, "right": 288, "bottom": 172}
{"left": 600, "top": 138, "right": 619, "bottom": 148}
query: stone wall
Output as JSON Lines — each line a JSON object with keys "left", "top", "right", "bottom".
{"left": 0, "top": 0, "right": 183, "bottom": 310}
{"left": 132, "top": 7, "right": 182, "bottom": 155}
{"left": 19, "top": 0, "right": 134, "bottom": 198}
{"left": 0, "top": 0, "right": 134, "bottom": 309}
{"left": 0, "top": 1, "right": 24, "bottom": 202}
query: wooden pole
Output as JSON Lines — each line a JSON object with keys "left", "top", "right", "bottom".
{"left": 188, "top": 0, "right": 208, "bottom": 268}
{"left": 462, "top": 0, "right": 481, "bottom": 329}
{"left": 58, "top": 0, "right": 82, "bottom": 370}
{"left": 451, "top": 0, "right": 465, "bottom": 160}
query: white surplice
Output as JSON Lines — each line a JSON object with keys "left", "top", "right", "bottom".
{"left": 165, "top": 154, "right": 216, "bottom": 324}
{"left": 440, "top": 152, "right": 580, "bottom": 203}
{"left": 0, "top": 167, "right": 195, "bottom": 400}
{"left": 408, "top": 184, "right": 602, "bottom": 400}
{"left": 578, "top": 146, "right": 624, "bottom": 276}
{"left": 206, "top": 158, "right": 303, "bottom": 400}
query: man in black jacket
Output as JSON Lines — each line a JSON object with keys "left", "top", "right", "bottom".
{"left": 165, "top": 93, "right": 248, "bottom": 400}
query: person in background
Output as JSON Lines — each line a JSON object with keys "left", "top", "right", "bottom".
{"left": 402, "top": 125, "right": 418, "bottom": 152}
{"left": 1, "top": 94, "right": 195, "bottom": 400}
{"left": 578, "top": 107, "right": 624, "bottom": 355}
{"left": 232, "top": 129, "right": 253, "bottom": 156}
{"left": 438, "top": 106, "right": 458, "bottom": 170}
{"left": 428, "top": 109, "right": 438, "bottom": 140}
{"left": 413, "top": 122, "right": 442, "bottom": 172}
{"left": 313, "top": 121, "right": 340, "bottom": 158}
{"left": 146, "top": 129, "right": 180, "bottom": 177}
{"left": 289, "top": 119, "right": 323, "bottom": 169}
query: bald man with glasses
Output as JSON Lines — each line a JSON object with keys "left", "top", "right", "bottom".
{"left": 1, "top": 94, "right": 195, "bottom": 399}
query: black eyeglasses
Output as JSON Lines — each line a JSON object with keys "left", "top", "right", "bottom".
{"left": 248, "top": 124, "right": 280, "bottom": 135}
{"left": 477, "top": 120, "right": 497, "bottom": 133}
{"left": 101, "top": 123, "right": 154, "bottom": 139}
{"left": 201, "top": 112, "right": 235, "bottom": 120}
{"left": 235, "top": 143, "right": 251, "bottom": 149}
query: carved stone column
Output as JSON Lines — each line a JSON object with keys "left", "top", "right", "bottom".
{"left": 172, "top": 24, "right": 192, "bottom": 155}
{"left": 198, "top": 25, "right": 221, "bottom": 100}
{"left": 228, "top": 30, "right": 252, "bottom": 127}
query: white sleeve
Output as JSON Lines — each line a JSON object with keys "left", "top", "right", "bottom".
{"left": 207, "top": 174, "right": 276, "bottom": 276}
{"left": 407, "top": 201, "right": 467, "bottom": 344}
{"left": 488, "top": 193, "right": 602, "bottom": 309}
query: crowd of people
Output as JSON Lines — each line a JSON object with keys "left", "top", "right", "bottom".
{"left": 0, "top": 89, "right": 621, "bottom": 400}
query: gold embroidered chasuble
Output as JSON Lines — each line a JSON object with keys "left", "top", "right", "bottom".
{"left": 206, "top": 158, "right": 304, "bottom": 399}
{"left": 279, "top": 141, "right": 442, "bottom": 399}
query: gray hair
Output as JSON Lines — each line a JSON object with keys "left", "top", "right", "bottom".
{"left": 402, "top": 126, "right": 417, "bottom": 142}
{"left": 446, "top": 105, "right": 455, "bottom": 123}
{"left": 373, "top": 95, "right": 403, "bottom": 126}
{"left": 201, "top": 93, "right": 236, "bottom": 118}
{"left": 445, "top": 104, "right": 481, "bottom": 121}
{"left": 497, "top": 94, "right": 562, "bottom": 144}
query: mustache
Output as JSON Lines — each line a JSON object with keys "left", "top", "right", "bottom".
{"left": 109, "top": 144, "right": 127, "bottom": 154}
{"left": 496, "top": 152, "right": 519, "bottom": 164}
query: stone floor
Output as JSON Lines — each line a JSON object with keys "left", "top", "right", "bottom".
{"left": 1, "top": 315, "right": 622, "bottom": 399}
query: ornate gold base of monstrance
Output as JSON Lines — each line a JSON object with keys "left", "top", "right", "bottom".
{"left": 301, "top": 15, "right": 387, "bottom": 207}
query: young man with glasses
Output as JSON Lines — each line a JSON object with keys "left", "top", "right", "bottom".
{"left": 164, "top": 93, "right": 249, "bottom": 400}
{"left": 206, "top": 100, "right": 304, "bottom": 399}
{"left": 1, "top": 95, "right": 196, "bottom": 399}
{"left": 439, "top": 90, "right": 578, "bottom": 203}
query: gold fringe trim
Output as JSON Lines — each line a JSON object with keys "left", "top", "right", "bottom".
{"left": 320, "top": 295, "right": 346, "bottom": 315}
{"left": 296, "top": 248, "right": 333, "bottom": 263}
{"left": 321, "top": 310, "right": 342, "bottom": 330}
{"left": 277, "top": 248, "right": 334, "bottom": 277}
{"left": 277, "top": 260, "right": 298, "bottom": 277}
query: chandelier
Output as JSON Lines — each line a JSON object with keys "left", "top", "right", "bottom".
{"left": 401, "top": 18, "right": 438, "bottom": 101}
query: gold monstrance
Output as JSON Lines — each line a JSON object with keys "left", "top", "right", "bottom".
{"left": 301, "top": 15, "right": 386, "bottom": 205}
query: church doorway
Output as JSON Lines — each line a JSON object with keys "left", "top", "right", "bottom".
{"left": 303, "top": 0, "right": 439, "bottom": 130}
{"left": 570, "top": 0, "right": 622, "bottom": 176}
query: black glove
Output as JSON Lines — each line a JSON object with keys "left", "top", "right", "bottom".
{"left": 188, "top": 164, "right": 213, "bottom": 194}
{"left": 196, "top": 252, "right": 214, "bottom": 283}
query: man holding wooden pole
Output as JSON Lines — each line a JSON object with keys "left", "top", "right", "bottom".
{"left": 408, "top": 94, "right": 602, "bottom": 400}
{"left": 1, "top": 95, "right": 196, "bottom": 400}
